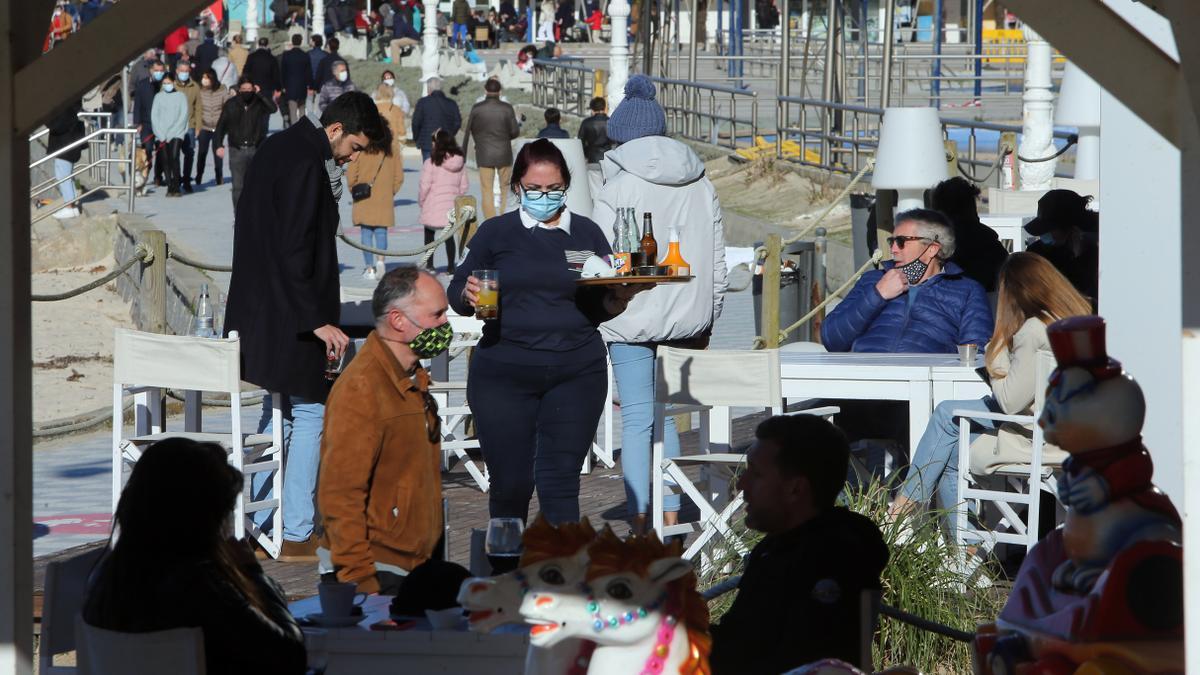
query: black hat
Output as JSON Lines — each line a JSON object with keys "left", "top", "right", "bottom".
{"left": 1024, "top": 189, "right": 1093, "bottom": 236}
{"left": 389, "top": 559, "right": 471, "bottom": 616}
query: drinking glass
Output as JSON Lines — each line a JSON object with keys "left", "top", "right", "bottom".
{"left": 302, "top": 627, "right": 329, "bottom": 675}
{"left": 485, "top": 517, "right": 524, "bottom": 574}
{"left": 474, "top": 269, "right": 499, "bottom": 320}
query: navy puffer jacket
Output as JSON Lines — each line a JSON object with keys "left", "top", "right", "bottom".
{"left": 821, "top": 260, "right": 993, "bottom": 353}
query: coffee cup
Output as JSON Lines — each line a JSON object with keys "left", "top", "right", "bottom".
{"left": 318, "top": 582, "right": 367, "bottom": 618}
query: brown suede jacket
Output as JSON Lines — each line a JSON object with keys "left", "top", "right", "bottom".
{"left": 318, "top": 332, "right": 443, "bottom": 594}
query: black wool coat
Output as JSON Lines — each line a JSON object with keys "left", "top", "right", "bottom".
{"left": 224, "top": 117, "right": 341, "bottom": 403}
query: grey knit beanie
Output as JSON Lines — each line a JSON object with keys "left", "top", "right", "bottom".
{"left": 607, "top": 75, "right": 667, "bottom": 143}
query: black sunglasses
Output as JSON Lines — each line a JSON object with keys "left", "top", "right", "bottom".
{"left": 886, "top": 235, "right": 932, "bottom": 249}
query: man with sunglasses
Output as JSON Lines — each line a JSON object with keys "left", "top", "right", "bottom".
{"left": 317, "top": 267, "right": 452, "bottom": 594}
{"left": 822, "top": 208, "right": 992, "bottom": 354}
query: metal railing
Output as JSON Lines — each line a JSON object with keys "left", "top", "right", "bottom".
{"left": 646, "top": 75, "right": 758, "bottom": 149}
{"left": 775, "top": 96, "right": 1075, "bottom": 185}
{"left": 29, "top": 116, "right": 137, "bottom": 225}
{"left": 531, "top": 58, "right": 597, "bottom": 117}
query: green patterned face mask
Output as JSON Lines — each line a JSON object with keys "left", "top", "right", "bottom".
{"left": 406, "top": 316, "right": 453, "bottom": 359}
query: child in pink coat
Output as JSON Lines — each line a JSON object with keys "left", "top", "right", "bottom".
{"left": 418, "top": 129, "right": 469, "bottom": 273}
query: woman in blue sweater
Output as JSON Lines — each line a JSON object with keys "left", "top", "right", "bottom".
{"left": 448, "top": 140, "right": 642, "bottom": 524}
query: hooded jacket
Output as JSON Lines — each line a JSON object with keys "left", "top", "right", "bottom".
{"left": 821, "top": 259, "right": 993, "bottom": 354}
{"left": 594, "top": 136, "right": 728, "bottom": 343}
{"left": 418, "top": 154, "right": 468, "bottom": 228}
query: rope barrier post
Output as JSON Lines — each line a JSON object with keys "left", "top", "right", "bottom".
{"left": 140, "top": 230, "right": 168, "bottom": 333}
{"left": 944, "top": 139, "right": 959, "bottom": 178}
{"left": 454, "top": 195, "right": 479, "bottom": 251}
{"left": 812, "top": 227, "right": 827, "bottom": 340}
{"left": 761, "top": 234, "right": 783, "bottom": 349}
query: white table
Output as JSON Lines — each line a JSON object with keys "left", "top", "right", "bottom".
{"left": 980, "top": 213, "right": 1034, "bottom": 252}
{"left": 779, "top": 353, "right": 985, "bottom": 451}
{"left": 290, "top": 595, "right": 528, "bottom": 675}
{"left": 931, "top": 364, "right": 992, "bottom": 407}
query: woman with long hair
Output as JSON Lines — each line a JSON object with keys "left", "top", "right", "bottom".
{"left": 890, "top": 252, "right": 1093, "bottom": 517}
{"left": 83, "top": 438, "right": 306, "bottom": 675}
{"left": 195, "top": 68, "right": 231, "bottom": 185}
{"left": 346, "top": 83, "right": 405, "bottom": 280}
{"left": 417, "top": 128, "right": 468, "bottom": 273}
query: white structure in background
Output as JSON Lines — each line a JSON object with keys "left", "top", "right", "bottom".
{"left": 1056, "top": 61, "right": 1101, "bottom": 181}
{"left": 1018, "top": 25, "right": 1057, "bottom": 189}
{"left": 608, "top": 0, "right": 631, "bottom": 110}
{"left": 422, "top": 2, "right": 440, "bottom": 93}
{"left": 872, "top": 107, "right": 948, "bottom": 212}
{"left": 313, "top": 0, "right": 325, "bottom": 36}
{"left": 245, "top": 0, "right": 259, "bottom": 41}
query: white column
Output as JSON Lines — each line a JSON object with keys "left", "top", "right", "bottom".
{"left": 608, "top": 0, "right": 631, "bottom": 110}
{"left": 421, "top": 1, "right": 441, "bottom": 92}
{"left": 1017, "top": 25, "right": 1057, "bottom": 189}
{"left": 313, "top": 0, "right": 325, "bottom": 36}
{"left": 246, "top": 0, "right": 260, "bottom": 41}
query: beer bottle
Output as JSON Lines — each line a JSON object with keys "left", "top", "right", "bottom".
{"left": 639, "top": 213, "right": 658, "bottom": 265}
{"left": 659, "top": 222, "right": 691, "bottom": 276}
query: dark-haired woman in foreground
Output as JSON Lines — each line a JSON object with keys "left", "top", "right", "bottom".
{"left": 83, "top": 438, "right": 306, "bottom": 675}
{"left": 448, "top": 139, "right": 644, "bottom": 524}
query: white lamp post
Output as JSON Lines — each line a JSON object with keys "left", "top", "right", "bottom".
{"left": 1056, "top": 61, "right": 1101, "bottom": 181}
{"left": 1018, "top": 24, "right": 1057, "bottom": 190}
{"left": 872, "top": 107, "right": 949, "bottom": 212}
{"left": 608, "top": 0, "right": 631, "bottom": 111}
{"left": 421, "top": 0, "right": 441, "bottom": 92}
{"left": 313, "top": 0, "right": 325, "bottom": 36}
{"left": 246, "top": 0, "right": 260, "bottom": 42}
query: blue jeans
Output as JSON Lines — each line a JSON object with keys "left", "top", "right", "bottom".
{"left": 252, "top": 395, "right": 326, "bottom": 542}
{"left": 54, "top": 158, "right": 76, "bottom": 203}
{"left": 359, "top": 225, "right": 388, "bottom": 266}
{"left": 898, "top": 396, "right": 999, "bottom": 509}
{"left": 452, "top": 22, "right": 468, "bottom": 46}
{"left": 610, "top": 343, "right": 680, "bottom": 514}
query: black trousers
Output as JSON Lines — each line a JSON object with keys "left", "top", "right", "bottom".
{"left": 228, "top": 146, "right": 257, "bottom": 209}
{"left": 196, "top": 129, "right": 224, "bottom": 182}
{"left": 164, "top": 138, "right": 183, "bottom": 193}
{"left": 423, "top": 226, "right": 457, "bottom": 273}
{"left": 180, "top": 129, "right": 195, "bottom": 186}
{"left": 467, "top": 353, "right": 608, "bottom": 524}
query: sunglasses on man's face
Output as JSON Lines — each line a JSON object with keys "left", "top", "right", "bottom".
{"left": 886, "top": 235, "right": 931, "bottom": 249}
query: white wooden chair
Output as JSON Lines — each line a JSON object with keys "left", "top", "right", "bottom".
{"left": 40, "top": 547, "right": 105, "bottom": 674}
{"left": 651, "top": 347, "right": 837, "bottom": 571}
{"left": 76, "top": 617, "right": 205, "bottom": 675}
{"left": 111, "top": 329, "right": 284, "bottom": 558}
{"left": 430, "top": 314, "right": 491, "bottom": 491}
{"left": 581, "top": 351, "right": 617, "bottom": 474}
{"left": 953, "top": 350, "right": 1063, "bottom": 553}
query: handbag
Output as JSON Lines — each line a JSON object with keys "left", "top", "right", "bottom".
{"left": 351, "top": 155, "right": 386, "bottom": 202}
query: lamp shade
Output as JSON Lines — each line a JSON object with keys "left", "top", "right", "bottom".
{"left": 872, "top": 107, "right": 948, "bottom": 191}
{"left": 1055, "top": 62, "right": 1101, "bottom": 128}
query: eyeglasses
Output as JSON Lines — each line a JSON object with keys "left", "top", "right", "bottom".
{"left": 521, "top": 187, "right": 567, "bottom": 200}
{"left": 419, "top": 390, "right": 442, "bottom": 444}
{"left": 886, "top": 235, "right": 932, "bottom": 249}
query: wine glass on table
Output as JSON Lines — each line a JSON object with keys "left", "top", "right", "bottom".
{"left": 485, "top": 517, "right": 524, "bottom": 574}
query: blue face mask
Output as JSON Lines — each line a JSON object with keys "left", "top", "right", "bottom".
{"left": 1039, "top": 233, "right": 1056, "bottom": 245}
{"left": 163, "top": 83, "right": 175, "bottom": 93}
{"left": 152, "top": 71, "right": 165, "bottom": 81}
{"left": 178, "top": 71, "right": 190, "bottom": 82}
{"left": 521, "top": 189, "right": 567, "bottom": 222}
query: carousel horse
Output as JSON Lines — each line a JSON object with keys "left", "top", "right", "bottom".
{"left": 520, "top": 527, "right": 712, "bottom": 675}
{"left": 457, "top": 515, "right": 598, "bottom": 675}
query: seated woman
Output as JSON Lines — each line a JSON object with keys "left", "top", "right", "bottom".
{"left": 83, "top": 438, "right": 306, "bottom": 675}
{"left": 890, "top": 252, "right": 1092, "bottom": 518}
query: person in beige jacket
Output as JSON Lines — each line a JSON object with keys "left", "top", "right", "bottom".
{"left": 891, "top": 252, "right": 1093, "bottom": 517}
{"left": 345, "top": 84, "right": 405, "bottom": 280}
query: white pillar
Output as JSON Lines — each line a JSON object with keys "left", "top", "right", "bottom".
{"left": 1017, "top": 25, "right": 1057, "bottom": 189}
{"left": 313, "top": 0, "right": 325, "bottom": 36}
{"left": 246, "top": 0, "right": 260, "bottom": 41}
{"left": 608, "top": 0, "right": 631, "bottom": 110}
{"left": 421, "top": 2, "right": 440, "bottom": 92}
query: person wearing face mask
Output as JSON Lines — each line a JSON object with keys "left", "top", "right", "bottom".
{"left": 379, "top": 70, "right": 412, "bottom": 115}
{"left": 417, "top": 130, "right": 468, "bottom": 274}
{"left": 447, "top": 139, "right": 647, "bottom": 525}
{"left": 172, "top": 61, "right": 202, "bottom": 193}
{"left": 318, "top": 60, "right": 356, "bottom": 115}
{"left": 316, "top": 268, "right": 451, "bottom": 594}
{"left": 1023, "top": 189, "right": 1099, "bottom": 306}
{"left": 195, "top": 68, "right": 232, "bottom": 186}
{"left": 150, "top": 72, "right": 190, "bottom": 197}
{"left": 225, "top": 91, "right": 391, "bottom": 562}
{"left": 133, "top": 60, "right": 167, "bottom": 188}
{"left": 214, "top": 77, "right": 278, "bottom": 209}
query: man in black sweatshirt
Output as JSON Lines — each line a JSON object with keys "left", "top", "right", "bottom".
{"left": 710, "top": 414, "right": 890, "bottom": 674}
{"left": 214, "top": 77, "right": 278, "bottom": 209}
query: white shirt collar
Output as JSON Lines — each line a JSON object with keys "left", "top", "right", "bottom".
{"left": 519, "top": 207, "right": 572, "bottom": 234}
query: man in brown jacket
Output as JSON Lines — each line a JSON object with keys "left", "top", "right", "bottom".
{"left": 461, "top": 78, "right": 521, "bottom": 221}
{"left": 318, "top": 268, "right": 451, "bottom": 594}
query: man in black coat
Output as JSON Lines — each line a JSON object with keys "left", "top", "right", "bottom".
{"left": 243, "top": 37, "right": 282, "bottom": 100}
{"left": 193, "top": 30, "right": 220, "bottom": 76}
{"left": 577, "top": 96, "right": 612, "bottom": 163}
{"left": 132, "top": 60, "right": 166, "bottom": 186}
{"left": 279, "top": 33, "right": 313, "bottom": 126}
{"left": 214, "top": 77, "right": 279, "bottom": 209}
{"left": 536, "top": 107, "right": 569, "bottom": 139}
{"left": 223, "top": 91, "right": 390, "bottom": 561}
{"left": 410, "top": 77, "right": 462, "bottom": 161}
{"left": 315, "top": 37, "right": 343, "bottom": 89}
{"left": 709, "top": 415, "right": 889, "bottom": 674}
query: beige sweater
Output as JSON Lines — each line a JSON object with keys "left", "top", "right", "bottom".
{"left": 987, "top": 316, "right": 1050, "bottom": 415}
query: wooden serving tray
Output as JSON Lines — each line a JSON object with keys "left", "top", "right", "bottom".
{"left": 576, "top": 275, "right": 694, "bottom": 286}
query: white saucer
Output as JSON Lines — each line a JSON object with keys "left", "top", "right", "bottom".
{"left": 306, "top": 613, "right": 363, "bottom": 628}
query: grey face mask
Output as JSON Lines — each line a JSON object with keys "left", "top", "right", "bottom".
{"left": 325, "top": 159, "right": 344, "bottom": 201}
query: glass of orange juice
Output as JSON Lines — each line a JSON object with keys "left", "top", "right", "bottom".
{"left": 474, "top": 269, "right": 499, "bottom": 320}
